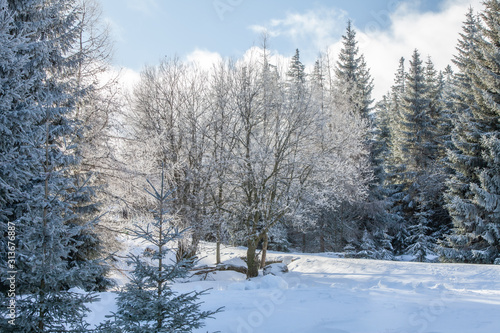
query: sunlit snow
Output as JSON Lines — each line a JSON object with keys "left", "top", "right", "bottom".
{"left": 87, "top": 240, "right": 500, "bottom": 333}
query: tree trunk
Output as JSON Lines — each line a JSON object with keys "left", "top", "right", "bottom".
{"left": 260, "top": 233, "right": 268, "bottom": 269}
{"left": 216, "top": 224, "right": 221, "bottom": 265}
{"left": 187, "top": 234, "right": 200, "bottom": 259}
{"left": 246, "top": 239, "right": 259, "bottom": 278}
{"left": 176, "top": 239, "right": 187, "bottom": 263}
{"left": 302, "top": 232, "right": 306, "bottom": 253}
{"left": 319, "top": 218, "right": 325, "bottom": 253}
{"left": 319, "top": 232, "right": 325, "bottom": 253}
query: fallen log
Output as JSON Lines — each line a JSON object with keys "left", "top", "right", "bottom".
{"left": 216, "top": 263, "right": 248, "bottom": 275}
{"left": 191, "top": 263, "right": 248, "bottom": 279}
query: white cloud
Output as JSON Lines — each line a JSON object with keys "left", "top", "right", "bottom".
{"left": 249, "top": 24, "right": 281, "bottom": 38}
{"left": 250, "top": 8, "right": 349, "bottom": 51}
{"left": 99, "top": 66, "right": 141, "bottom": 95}
{"left": 118, "top": 67, "right": 141, "bottom": 93}
{"left": 238, "top": 46, "right": 292, "bottom": 74}
{"left": 185, "top": 49, "right": 223, "bottom": 71}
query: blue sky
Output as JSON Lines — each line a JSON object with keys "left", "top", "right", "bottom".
{"left": 101, "top": 0, "right": 483, "bottom": 98}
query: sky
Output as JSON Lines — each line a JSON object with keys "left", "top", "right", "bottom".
{"left": 100, "top": 0, "right": 485, "bottom": 99}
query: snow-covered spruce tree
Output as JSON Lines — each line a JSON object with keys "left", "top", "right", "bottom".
{"left": 385, "top": 57, "right": 407, "bottom": 182}
{"left": 441, "top": 6, "right": 489, "bottom": 263}
{"left": 357, "top": 229, "right": 376, "bottom": 258}
{"left": 404, "top": 173, "right": 441, "bottom": 262}
{"left": 439, "top": 9, "right": 483, "bottom": 263}
{"left": 387, "top": 51, "right": 451, "bottom": 257}
{"left": 67, "top": 0, "right": 121, "bottom": 288}
{"left": 379, "top": 57, "right": 405, "bottom": 194}
{"left": 288, "top": 49, "right": 306, "bottom": 86}
{"left": 438, "top": 64, "right": 457, "bottom": 161}
{"left": 0, "top": 0, "right": 102, "bottom": 331}
{"left": 441, "top": 1, "right": 500, "bottom": 263}
{"left": 406, "top": 221, "right": 434, "bottom": 262}
{"left": 466, "top": 0, "right": 500, "bottom": 262}
{"left": 355, "top": 228, "right": 393, "bottom": 260}
{"left": 0, "top": 1, "right": 32, "bottom": 295}
{"left": 372, "top": 97, "right": 392, "bottom": 188}
{"left": 421, "top": 58, "right": 452, "bottom": 236}
{"left": 398, "top": 50, "right": 433, "bottom": 178}
{"left": 371, "top": 94, "right": 401, "bottom": 251}
{"left": 376, "top": 57, "right": 412, "bottom": 254}
{"left": 334, "top": 20, "right": 374, "bottom": 119}
{"left": 332, "top": 21, "right": 390, "bottom": 254}
{"left": 100, "top": 171, "right": 221, "bottom": 333}
{"left": 424, "top": 57, "right": 446, "bottom": 164}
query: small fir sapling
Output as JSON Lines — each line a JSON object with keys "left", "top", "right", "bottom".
{"left": 99, "top": 169, "right": 222, "bottom": 332}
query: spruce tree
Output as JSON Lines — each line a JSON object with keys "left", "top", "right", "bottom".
{"left": 288, "top": 48, "right": 306, "bottom": 85}
{"left": 100, "top": 170, "right": 221, "bottom": 333}
{"left": 424, "top": 57, "right": 445, "bottom": 162}
{"left": 439, "top": 65, "right": 456, "bottom": 158}
{"left": 406, "top": 220, "right": 434, "bottom": 262}
{"left": 441, "top": 3, "right": 500, "bottom": 263}
{"left": 385, "top": 57, "right": 406, "bottom": 182}
{"left": 422, "top": 58, "right": 452, "bottom": 235}
{"left": 335, "top": 20, "right": 360, "bottom": 83}
{"left": 335, "top": 20, "right": 374, "bottom": 119}
{"left": 441, "top": 9, "right": 482, "bottom": 262}
{"left": 384, "top": 51, "right": 450, "bottom": 257}
{"left": 469, "top": 0, "right": 500, "bottom": 263}
{"left": 374, "top": 59, "right": 407, "bottom": 186}
{"left": 0, "top": 0, "right": 31, "bottom": 273}
{"left": 373, "top": 97, "right": 392, "bottom": 185}
{"left": 0, "top": 1, "right": 101, "bottom": 331}
{"left": 333, "top": 21, "right": 384, "bottom": 254}
{"left": 374, "top": 57, "right": 410, "bottom": 254}
{"left": 444, "top": 8, "right": 482, "bottom": 215}
{"left": 66, "top": 0, "right": 116, "bottom": 292}
{"left": 399, "top": 50, "right": 433, "bottom": 173}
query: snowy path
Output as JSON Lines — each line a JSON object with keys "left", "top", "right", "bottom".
{"left": 87, "top": 242, "right": 500, "bottom": 333}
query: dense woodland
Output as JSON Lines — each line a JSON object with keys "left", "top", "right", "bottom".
{"left": 0, "top": 0, "right": 499, "bottom": 331}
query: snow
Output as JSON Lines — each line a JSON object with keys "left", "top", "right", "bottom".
{"left": 263, "top": 263, "right": 289, "bottom": 276}
{"left": 87, "top": 241, "right": 500, "bottom": 333}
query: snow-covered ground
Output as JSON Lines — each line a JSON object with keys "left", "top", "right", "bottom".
{"left": 87, "top": 240, "right": 500, "bottom": 333}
